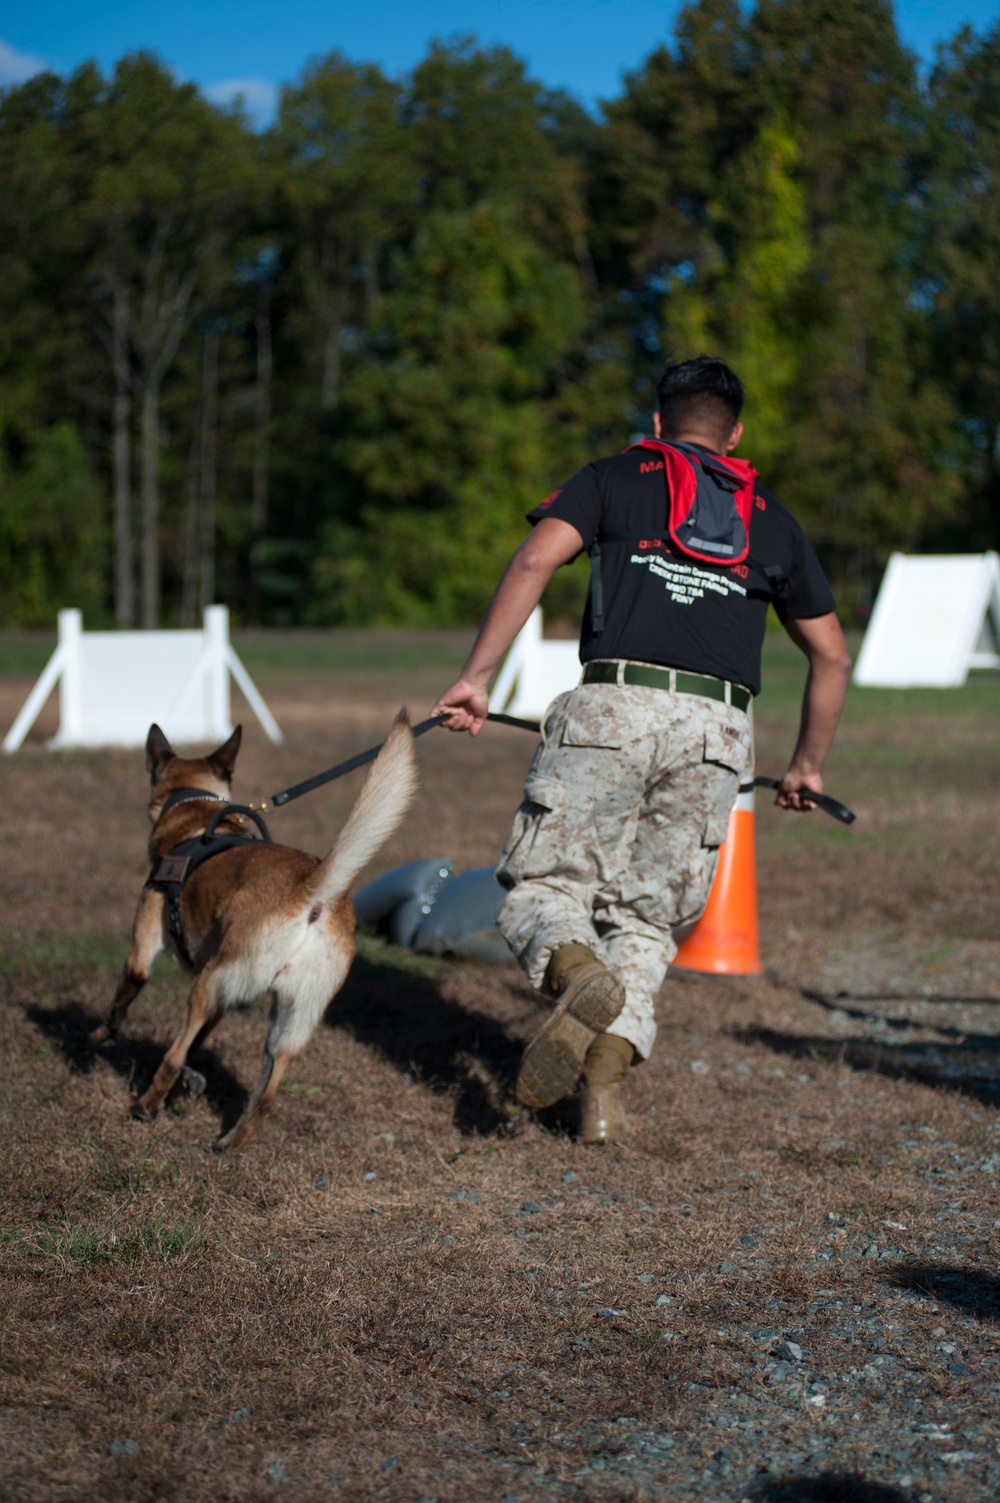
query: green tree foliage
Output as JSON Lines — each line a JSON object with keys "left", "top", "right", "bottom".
{"left": 276, "top": 54, "right": 414, "bottom": 415}
{"left": 597, "top": 0, "right": 960, "bottom": 612}
{"left": 0, "top": 422, "right": 105, "bottom": 626}
{"left": 76, "top": 54, "right": 257, "bottom": 627}
{"left": 298, "top": 40, "right": 625, "bottom": 626}
{"left": 925, "top": 24, "right": 1000, "bottom": 548}
{"left": 0, "top": 11, "right": 991, "bottom": 629}
{"left": 0, "top": 72, "right": 95, "bottom": 430}
{"left": 746, "top": 0, "right": 958, "bottom": 592}
{"left": 313, "top": 203, "right": 600, "bottom": 624}
{"left": 664, "top": 113, "right": 810, "bottom": 475}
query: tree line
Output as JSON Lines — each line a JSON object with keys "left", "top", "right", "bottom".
{"left": 0, "top": 0, "right": 997, "bottom": 630}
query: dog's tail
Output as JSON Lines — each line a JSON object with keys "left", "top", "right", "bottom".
{"left": 308, "top": 710, "right": 418, "bottom": 905}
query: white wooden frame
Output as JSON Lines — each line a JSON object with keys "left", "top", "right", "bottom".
{"left": 3, "top": 606, "right": 282, "bottom": 751}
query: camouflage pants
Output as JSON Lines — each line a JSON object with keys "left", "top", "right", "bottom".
{"left": 496, "top": 672, "right": 753, "bottom": 1059}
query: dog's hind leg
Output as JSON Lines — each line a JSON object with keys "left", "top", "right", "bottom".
{"left": 91, "top": 890, "right": 166, "bottom": 1045}
{"left": 213, "top": 947, "right": 351, "bottom": 1152}
{"left": 212, "top": 1035, "right": 293, "bottom": 1154}
{"left": 131, "top": 962, "right": 225, "bottom": 1120}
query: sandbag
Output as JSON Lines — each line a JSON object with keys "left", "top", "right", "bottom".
{"left": 353, "top": 857, "right": 455, "bottom": 947}
{"left": 412, "top": 867, "right": 511, "bottom": 963}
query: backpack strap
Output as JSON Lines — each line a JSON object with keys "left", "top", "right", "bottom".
{"left": 590, "top": 541, "right": 606, "bottom": 632}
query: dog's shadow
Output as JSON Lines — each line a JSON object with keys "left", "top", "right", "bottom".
{"left": 26, "top": 948, "right": 537, "bottom": 1141}
{"left": 25, "top": 1001, "right": 248, "bottom": 1133}
{"left": 329, "top": 941, "right": 525, "bottom": 1136}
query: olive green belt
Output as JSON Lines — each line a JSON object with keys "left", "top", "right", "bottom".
{"left": 581, "top": 659, "right": 752, "bottom": 712}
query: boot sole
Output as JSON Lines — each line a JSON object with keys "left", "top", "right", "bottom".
{"left": 516, "top": 966, "right": 625, "bottom": 1111}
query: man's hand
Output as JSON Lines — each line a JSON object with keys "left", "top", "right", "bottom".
{"left": 775, "top": 765, "right": 824, "bottom": 811}
{"left": 432, "top": 678, "right": 490, "bottom": 736}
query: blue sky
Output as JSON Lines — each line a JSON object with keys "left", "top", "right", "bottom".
{"left": 1, "top": 0, "right": 997, "bottom": 123}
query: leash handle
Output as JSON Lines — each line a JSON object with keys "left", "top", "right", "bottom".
{"left": 483, "top": 711, "right": 541, "bottom": 734}
{"left": 752, "top": 775, "right": 856, "bottom": 825}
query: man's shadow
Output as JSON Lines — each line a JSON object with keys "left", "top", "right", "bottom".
{"left": 745, "top": 1474, "right": 915, "bottom": 1502}
{"left": 891, "top": 1263, "right": 1000, "bottom": 1321}
{"left": 327, "top": 941, "right": 525, "bottom": 1135}
{"left": 732, "top": 995, "right": 1000, "bottom": 1107}
{"left": 25, "top": 1001, "right": 248, "bottom": 1133}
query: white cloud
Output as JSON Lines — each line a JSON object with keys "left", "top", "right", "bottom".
{"left": 204, "top": 76, "right": 277, "bottom": 125}
{"left": 0, "top": 36, "right": 48, "bottom": 86}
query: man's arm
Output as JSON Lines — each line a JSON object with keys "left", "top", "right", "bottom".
{"left": 777, "top": 612, "right": 852, "bottom": 810}
{"left": 432, "top": 517, "right": 585, "bottom": 734}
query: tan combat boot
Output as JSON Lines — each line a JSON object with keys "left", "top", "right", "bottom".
{"left": 515, "top": 944, "right": 625, "bottom": 1110}
{"left": 578, "top": 1033, "right": 634, "bottom": 1144}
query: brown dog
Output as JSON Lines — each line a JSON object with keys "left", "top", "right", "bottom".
{"left": 91, "top": 712, "right": 417, "bottom": 1151}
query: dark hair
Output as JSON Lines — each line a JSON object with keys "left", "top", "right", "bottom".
{"left": 656, "top": 356, "right": 745, "bottom": 441}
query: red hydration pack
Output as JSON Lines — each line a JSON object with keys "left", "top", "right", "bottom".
{"left": 588, "top": 439, "right": 782, "bottom": 632}
{"left": 625, "top": 438, "right": 757, "bottom": 565}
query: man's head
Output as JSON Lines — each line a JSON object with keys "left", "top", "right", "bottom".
{"left": 654, "top": 355, "right": 745, "bottom": 453}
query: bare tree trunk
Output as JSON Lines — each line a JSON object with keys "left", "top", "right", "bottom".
{"left": 248, "top": 296, "right": 272, "bottom": 624}
{"left": 135, "top": 215, "right": 201, "bottom": 628}
{"left": 321, "top": 312, "right": 343, "bottom": 412}
{"left": 180, "top": 424, "right": 200, "bottom": 628}
{"left": 140, "top": 380, "right": 161, "bottom": 629}
{"left": 111, "top": 285, "right": 134, "bottom": 627}
{"left": 198, "top": 329, "right": 219, "bottom": 614}
{"left": 364, "top": 253, "right": 380, "bottom": 310}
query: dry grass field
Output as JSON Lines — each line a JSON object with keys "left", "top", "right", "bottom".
{"left": 2, "top": 630, "right": 1000, "bottom": 1503}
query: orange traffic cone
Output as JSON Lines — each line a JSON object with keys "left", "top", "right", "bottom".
{"left": 672, "top": 782, "right": 762, "bottom": 975}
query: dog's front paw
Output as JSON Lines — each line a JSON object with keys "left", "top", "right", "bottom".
{"left": 89, "top": 1023, "right": 114, "bottom": 1046}
{"left": 129, "top": 1099, "right": 156, "bottom": 1122}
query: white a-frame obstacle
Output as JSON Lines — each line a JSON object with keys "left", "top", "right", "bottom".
{"left": 491, "top": 606, "right": 582, "bottom": 720}
{"left": 853, "top": 552, "right": 1000, "bottom": 688}
{"left": 2, "top": 606, "right": 282, "bottom": 752}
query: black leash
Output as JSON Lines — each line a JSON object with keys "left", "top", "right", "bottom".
{"left": 250, "top": 712, "right": 856, "bottom": 824}
{"left": 254, "top": 712, "right": 542, "bottom": 811}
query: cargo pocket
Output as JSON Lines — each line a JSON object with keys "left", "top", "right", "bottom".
{"left": 559, "top": 688, "right": 625, "bottom": 750}
{"left": 701, "top": 718, "right": 751, "bottom": 847}
{"left": 497, "top": 773, "right": 570, "bottom": 885}
{"left": 702, "top": 801, "right": 736, "bottom": 848}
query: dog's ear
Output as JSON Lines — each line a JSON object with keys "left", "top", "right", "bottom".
{"left": 207, "top": 725, "right": 241, "bottom": 783}
{"left": 146, "top": 724, "right": 175, "bottom": 782}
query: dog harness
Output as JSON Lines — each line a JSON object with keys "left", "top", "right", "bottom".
{"left": 147, "top": 788, "right": 273, "bottom": 965}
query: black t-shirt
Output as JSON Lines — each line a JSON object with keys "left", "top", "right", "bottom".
{"left": 528, "top": 445, "right": 835, "bottom": 696}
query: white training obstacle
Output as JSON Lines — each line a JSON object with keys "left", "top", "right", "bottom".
{"left": 491, "top": 606, "right": 582, "bottom": 719}
{"left": 2, "top": 605, "right": 282, "bottom": 751}
{"left": 854, "top": 552, "right": 1000, "bottom": 689}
